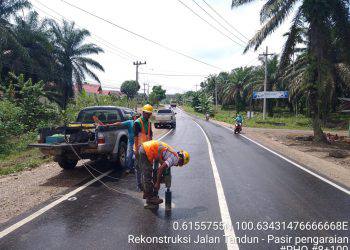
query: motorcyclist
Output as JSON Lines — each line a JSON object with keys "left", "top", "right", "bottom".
{"left": 235, "top": 114, "right": 243, "bottom": 125}
{"left": 234, "top": 114, "right": 243, "bottom": 134}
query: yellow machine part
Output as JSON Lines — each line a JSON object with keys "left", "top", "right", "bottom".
{"left": 67, "top": 123, "right": 96, "bottom": 129}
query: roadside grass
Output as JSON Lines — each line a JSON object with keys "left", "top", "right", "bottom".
{"left": 182, "top": 105, "right": 348, "bottom": 131}
{"left": 0, "top": 133, "right": 51, "bottom": 176}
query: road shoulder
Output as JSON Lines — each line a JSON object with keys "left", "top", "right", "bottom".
{"left": 212, "top": 119, "right": 350, "bottom": 190}
{"left": 0, "top": 126, "right": 169, "bottom": 225}
{"left": 182, "top": 108, "right": 350, "bottom": 190}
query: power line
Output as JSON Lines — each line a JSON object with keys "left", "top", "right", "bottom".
{"left": 191, "top": 0, "right": 247, "bottom": 45}
{"left": 176, "top": 0, "right": 245, "bottom": 48}
{"left": 201, "top": 0, "right": 250, "bottom": 41}
{"left": 139, "top": 72, "right": 207, "bottom": 77}
{"left": 60, "top": 0, "right": 223, "bottom": 71}
{"left": 32, "top": 0, "right": 138, "bottom": 62}
{"left": 32, "top": 4, "right": 132, "bottom": 62}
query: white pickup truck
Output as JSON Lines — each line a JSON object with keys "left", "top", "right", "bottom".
{"left": 154, "top": 108, "right": 176, "bottom": 129}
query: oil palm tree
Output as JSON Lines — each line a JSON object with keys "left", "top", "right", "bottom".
{"left": 48, "top": 20, "right": 105, "bottom": 109}
{"left": 222, "top": 67, "right": 258, "bottom": 112}
{"left": 0, "top": 0, "right": 31, "bottom": 81}
{"left": 232, "top": 0, "right": 350, "bottom": 142}
{"left": 7, "top": 11, "right": 57, "bottom": 82}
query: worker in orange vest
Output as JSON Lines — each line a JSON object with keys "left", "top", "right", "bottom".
{"left": 134, "top": 104, "right": 154, "bottom": 190}
{"left": 138, "top": 140, "right": 190, "bottom": 206}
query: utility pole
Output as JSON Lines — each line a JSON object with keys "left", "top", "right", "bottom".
{"left": 143, "top": 82, "right": 147, "bottom": 97}
{"left": 133, "top": 61, "right": 146, "bottom": 99}
{"left": 215, "top": 82, "right": 218, "bottom": 111}
{"left": 194, "top": 84, "right": 200, "bottom": 91}
{"left": 249, "top": 83, "right": 253, "bottom": 119}
{"left": 259, "top": 46, "right": 274, "bottom": 120}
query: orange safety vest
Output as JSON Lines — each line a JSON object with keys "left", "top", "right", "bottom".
{"left": 134, "top": 117, "right": 151, "bottom": 151}
{"left": 142, "top": 140, "right": 177, "bottom": 164}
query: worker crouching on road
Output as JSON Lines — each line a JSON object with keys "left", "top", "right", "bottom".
{"left": 138, "top": 140, "right": 190, "bottom": 206}
{"left": 134, "top": 104, "right": 153, "bottom": 191}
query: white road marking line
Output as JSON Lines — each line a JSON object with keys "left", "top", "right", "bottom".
{"left": 157, "top": 128, "right": 173, "bottom": 141}
{"left": 194, "top": 121, "right": 239, "bottom": 250}
{"left": 0, "top": 170, "right": 112, "bottom": 239}
{"left": 0, "top": 130, "right": 174, "bottom": 239}
{"left": 219, "top": 123, "right": 350, "bottom": 195}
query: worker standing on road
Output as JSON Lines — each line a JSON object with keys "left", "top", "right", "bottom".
{"left": 134, "top": 104, "right": 154, "bottom": 190}
{"left": 138, "top": 140, "right": 190, "bottom": 206}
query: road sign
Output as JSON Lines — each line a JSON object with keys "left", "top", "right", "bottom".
{"left": 253, "top": 91, "right": 289, "bottom": 99}
{"left": 339, "top": 98, "right": 350, "bottom": 113}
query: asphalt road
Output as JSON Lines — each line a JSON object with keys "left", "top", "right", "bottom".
{"left": 1, "top": 109, "right": 349, "bottom": 250}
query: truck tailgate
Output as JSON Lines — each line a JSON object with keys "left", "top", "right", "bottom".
{"left": 156, "top": 115, "right": 172, "bottom": 121}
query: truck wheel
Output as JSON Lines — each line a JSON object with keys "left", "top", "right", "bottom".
{"left": 57, "top": 158, "right": 78, "bottom": 170}
{"left": 172, "top": 124, "right": 176, "bottom": 129}
{"left": 117, "top": 141, "right": 127, "bottom": 168}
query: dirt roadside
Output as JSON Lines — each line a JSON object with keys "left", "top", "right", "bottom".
{"left": 211, "top": 119, "right": 350, "bottom": 189}
{"left": 0, "top": 126, "right": 168, "bottom": 225}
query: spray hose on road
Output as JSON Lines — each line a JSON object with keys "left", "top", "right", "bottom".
{"left": 63, "top": 129, "right": 173, "bottom": 200}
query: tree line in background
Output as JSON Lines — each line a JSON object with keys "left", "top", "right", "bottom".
{"left": 0, "top": 0, "right": 123, "bottom": 156}
{"left": 0, "top": 1, "right": 105, "bottom": 108}
{"left": 177, "top": 0, "right": 350, "bottom": 143}
{"left": 120, "top": 80, "right": 166, "bottom": 106}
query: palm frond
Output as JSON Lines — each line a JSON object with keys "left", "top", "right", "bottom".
{"left": 72, "top": 44, "right": 104, "bottom": 56}
{"left": 244, "top": 0, "right": 298, "bottom": 52}
{"left": 231, "top": 0, "right": 257, "bottom": 8}
{"left": 74, "top": 57, "right": 104, "bottom": 71}
{"left": 260, "top": 0, "right": 283, "bottom": 23}
{"left": 279, "top": 9, "right": 303, "bottom": 71}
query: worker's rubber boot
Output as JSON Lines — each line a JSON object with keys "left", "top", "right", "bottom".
{"left": 146, "top": 196, "right": 163, "bottom": 205}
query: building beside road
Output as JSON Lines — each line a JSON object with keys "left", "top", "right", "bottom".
{"left": 75, "top": 82, "right": 124, "bottom": 97}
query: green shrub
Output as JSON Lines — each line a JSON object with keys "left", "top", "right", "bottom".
{"left": 0, "top": 100, "right": 25, "bottom": 155}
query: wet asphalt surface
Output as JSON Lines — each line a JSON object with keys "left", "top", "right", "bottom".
{"left": 1, "top": 109, "right": 349, "bottom": 250}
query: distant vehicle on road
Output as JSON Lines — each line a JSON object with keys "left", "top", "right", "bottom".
{"left": 170, "top": 103, "right": 177, "bottom": 108}
{"left": 30, "top": 106, "right": 129, "bottom": 170}
{"left": 154, "top": 108, "right": 176, "bottom": 129}
{"left": 122, "top": 107, "right": 137, "bottom": 119}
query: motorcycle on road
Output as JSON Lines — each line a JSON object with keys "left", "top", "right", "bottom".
{"left": 234, "top": 122, "right": 242, "bottom": 134}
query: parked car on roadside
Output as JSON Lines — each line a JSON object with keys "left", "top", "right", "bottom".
{"left": 30, "top": 106, "right": 129, "bottom": 170}
{"left": 154, "top": 108, "right": 176, "bottom": 129}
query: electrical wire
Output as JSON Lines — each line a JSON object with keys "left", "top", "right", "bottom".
{"left": 191, "top": 0, "right": 247, "bottom": 45}
{"left": 32, "top": 5, "right": 132, "bottom": 63}
{"left": 176, "top": 0, "right": 245, "bottom": 48}
{"left": 201, "top": 0, "right": 250, "bottom": 41}
{"left": 139, "top": 72, "right": 207, "bottom": 77}
{"left": 32, "top": 1, "right": 137, "bottom": 63}
{"left": 35, "top": 0, "right": 139, "bottom": 61}
{"left": 60, "top": 0, "right": 224, "bottom": 71}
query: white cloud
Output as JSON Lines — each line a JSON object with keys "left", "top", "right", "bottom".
{"left": 31, "top": 0, "right": 293, "bottom": 94}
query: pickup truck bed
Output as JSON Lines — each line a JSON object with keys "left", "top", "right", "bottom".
{"left": 30, "top": 106, "right": 130, "bottom": 170}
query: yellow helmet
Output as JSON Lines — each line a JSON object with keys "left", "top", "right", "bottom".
{"left": 142, "top": 104, "right": 153, "bottom": 113}
{"left": 179, "top": 150, "right": 190, "bottom": 166}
